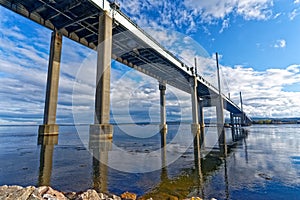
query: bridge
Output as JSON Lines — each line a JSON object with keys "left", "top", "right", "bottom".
{"left": 0, "top": 0, "right": 251, "bottom": 154}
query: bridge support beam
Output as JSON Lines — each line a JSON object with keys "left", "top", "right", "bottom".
{"left": 159, "top": 83, "right": 167, "bottom": 147}
{"left": 230, "top": 112, "right": 234, "bottom": 127}
{"left": 190, "top": 77, "right": 200, "bottom": 135}
{"left": 198, "top": 99, "right": 205, "bottom": 148}
{"left": 90, "top": 12, "right": 113, "bottom": 139}
{"left": 39, "top": 31, "right": 62, "bottom": 136}
{"left": 190, "top": 77, "right": 201, "bottom": 163}
{"left": 198, "top": 100, "right": 205, "bottom": 128}
{"left": 215, "top": 98, "right": 227, "bottom": 156}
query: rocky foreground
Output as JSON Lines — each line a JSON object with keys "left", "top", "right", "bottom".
{"left": 0, "top": 185, "right": 209, "bottom": 200}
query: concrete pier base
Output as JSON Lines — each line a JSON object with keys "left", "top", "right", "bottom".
{"left": 159, "top": 124, "right": 168, "bottom": 132}
{"left": 191, "top": 123, "right": 201, "bottom": 136}
{"left": 38, "top": 124, "right": 59, "bottom": 136}
{"left": 89, "top": 124, "right": 113, "bottom": 141}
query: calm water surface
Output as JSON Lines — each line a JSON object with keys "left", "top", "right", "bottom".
{"left": 0, "top": 124, "right": 299, "bottom": 199}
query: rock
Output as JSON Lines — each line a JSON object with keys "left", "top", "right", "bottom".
{"left": 0, "top": 185, "right": 35, "bottom": 200}
{"left": 98, "top": 193, "right": 106, "bottom": 199}
{"left": 43, "top": 193, "right": 59, "bottom": 200}
{"left": 37, "top": 186, "right": 49, "bottom": 195}
{"left": 42, "top": 187, "right": 67, "bottom": 200}
{"left": 0, "top": 185, "right": 127, "bottom": 200}
{"left": 27, "top": 193, "right": 43, "bottom": 200}
{"left": 64, "top": 191, "right": 77, "bottom": 199}
{"left": 75, "top": 189, "right": 100, "bottom": 200}
{"left": 28, "top": 187, "right": 44, "bottom": 200}
{"left": 112, "top": 194, "right": 121, "bottom": 200}
{"left": 258, "top": 173, "right": 272, "bottom": 180}
{"left": 0, "top": 185, "right": 9, "bottom": 198}
{"left": 120, "top": 191, "right": 137, "bottom": 200}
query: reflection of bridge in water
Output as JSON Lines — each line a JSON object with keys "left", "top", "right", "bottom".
{"left": 37, "top": 127, "right": 249, "bottom": 199}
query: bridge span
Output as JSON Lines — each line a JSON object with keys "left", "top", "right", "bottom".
{"left": 0, "top": 0, "right": 251, "bottom": 153}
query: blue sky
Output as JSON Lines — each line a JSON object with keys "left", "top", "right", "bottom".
{"left": 1, "top": 0, "right": 300, "bottom": 125}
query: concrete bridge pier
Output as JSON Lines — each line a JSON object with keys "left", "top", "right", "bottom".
{"left": 230, "top": 113, "right": 234, "bottom": 127}
{"left": 190, "top": 77, "right": 200, "bottom": 135}
{"left": 159, "top": 83, "right": 167, "bottom": 147}
{"left": 238, "top": 116, "right": 242, "bottom": 127}
{"left": 90, "top": 12, "right": 113, "bottom": 140}
{"left": 190, "top": 77, "right": 201, "bottom": 163}
{"left": 198, "top": 99, "right": 205, "bottom": 148}
{"left": 215, "top": 98, "right": 227, "bottom": 156}
{"left": 39, "top": 31, "right": 62, "bottom": 136}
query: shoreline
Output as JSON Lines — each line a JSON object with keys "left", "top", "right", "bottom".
{"left": 0, "top": 185, "right": 206, "bottom": 200}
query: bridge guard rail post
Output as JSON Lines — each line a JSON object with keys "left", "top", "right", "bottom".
{"left": 90, "top": 11, "right": 113, "bottom": 140}
{"left": 39, "top": 31, "right": 62, "bottom": 136}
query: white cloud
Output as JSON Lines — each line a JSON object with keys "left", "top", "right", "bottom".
{"left": 273, "top": 12, "right": 281, "bottom": 19}
{"left": 118, "top": 0, "right": 274, "bottom": 36}
{"left": 219, "top": 18, "right": 230, "bottom": 33}
{"left": 221, "top": 64, "right": 300, "bottom": 118}
{"left": 273, "top": 39, "right": 286, "bottom": 48}
{"left": 236, "top": 0, "right": 273, "bottom": 20}
{"left": 184, "top": 0, "right": 273, "bottom": 21}
{"left": 288, "top": 9, "right": 299, "bottom": 20}
{"left": 294, "top": 0, "right": 300, "bottom": 4}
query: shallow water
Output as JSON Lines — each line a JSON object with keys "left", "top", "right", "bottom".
{"left": 0, "top": 124, "right": 299, "bottom": 199}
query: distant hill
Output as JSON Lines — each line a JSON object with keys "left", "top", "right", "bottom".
{"left": 251, "top": 117, "right": 300, "bottom": 124}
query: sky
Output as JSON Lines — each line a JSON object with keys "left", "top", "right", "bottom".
{"left": 0, "top": 0, "right": 300, "bottom": 125}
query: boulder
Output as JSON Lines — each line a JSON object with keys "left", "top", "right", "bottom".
{"left": 75, "top": 189, "right": 101, "bottom": 200}
{"left": 120, "top": 191, "right": 137, "bottom": 200}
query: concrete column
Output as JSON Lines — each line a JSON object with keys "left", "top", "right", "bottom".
{"left": 39, "top": 31, "right": 62, "bottom": 135}
{"left": 159, "top": 83, "right": 167, "bottom": 137}
{"left": 230, "top": 113, "right": 234, "bottom": 127}
{"left": 190, "top": 76, "right": 201, "bottom": 164}
{"left": 90, "top": 12, "right": 113, "bottom": 139}
{"left": 216, "top": 97, "right": 227, "bottom": 156}
{"left": 190, "top": 77, "right": 200, "bottom": 135}
{"left": 198, "top": 100, "right": 205, "bottom": 128}
{"left": 198, "top": 100, "right": 205, "bottom": 148}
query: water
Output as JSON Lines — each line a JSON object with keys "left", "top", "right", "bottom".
{"left": 0, "top": 124, "right": 299, "bottom": 199}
